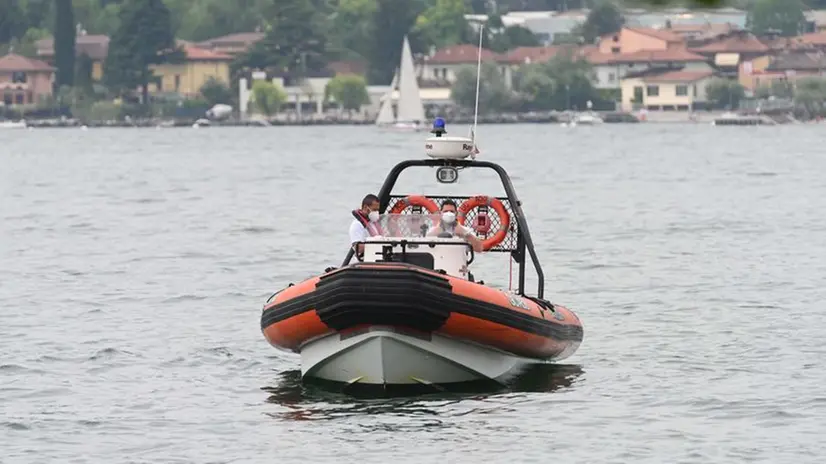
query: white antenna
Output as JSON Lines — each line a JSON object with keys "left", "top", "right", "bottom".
{"left": 470, "top": 24, "right": 484, "bottom": 159}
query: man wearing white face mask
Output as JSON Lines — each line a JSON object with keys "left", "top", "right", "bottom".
{"left": 427, "top": 200, "right": 483, "bottom": 252}
{"left": 350, "top": 194, "right": 381, "bottom": 259}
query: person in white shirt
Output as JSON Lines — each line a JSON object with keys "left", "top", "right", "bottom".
{"left": 349, "top": 194, "right": 381, "bottom": 259}
{"left": 427, "top": 200, "right": 483, "bottom": 252}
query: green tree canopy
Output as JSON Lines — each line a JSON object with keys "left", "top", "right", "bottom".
{"left": 166, "top": 0, "right": 269, "bottom": 42}
{"left": 705, "top": 78, "right": 745, "bottom": 109}
{"left": 103, "top": 0, "right": 179, "bottom": 102}
{"left": 515, "top": 52, "right": 600, "bottom": 110}
{"left": 330, "top": 0, "right": 377, "bottom": 62}
{"left": 746, "top": 0, "right": 806, "bottom": 37}
{"left": 413, "top": 0, "right": 473, "bottom": 50}
{"left": 793, "top": 77, "right": 826, "bottom": 116}
{"left": 326, "top": 74, "right": 370, "bottom": 111}
{"left": 485, "top": 20, "right": 541, "bottom": 53}
{"left": 368, "top": 0, "right": 427, "bottom": 84}
{"left": 580, "top": 1, "right": 625, "bottom": 44}
{"left": 250, "top": 79, "right": 287, "bottom": 116}
{"left": 450, "top": 61, "right": 511, "bottom": 112}
{"left": 200, "top": 77, "right": 235, "bottom": 106}
{"left": 54, "top": 0, "right": 76, "bottom": 88}
{"left": 235, "top": 0, "right": 329, "bottom": 76}
{"left": 0, "top": 0, "right": 27, "bottom": 44}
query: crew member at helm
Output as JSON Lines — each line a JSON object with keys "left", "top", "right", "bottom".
{"left": 427, "top": 199, "right": 483, "bottom": 252}
{"left": 350, "top": 194, "right": 380, "bottom": 258}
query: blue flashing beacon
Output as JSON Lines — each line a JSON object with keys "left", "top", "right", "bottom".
{"left": 431, "top": 117, "right": 447, "bottom": 137}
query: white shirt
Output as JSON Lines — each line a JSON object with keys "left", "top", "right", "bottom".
{"left": 349, "top": 219, "right": 369, "bottom": 244}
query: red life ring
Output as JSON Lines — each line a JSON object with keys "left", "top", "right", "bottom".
{"left": 389, "top": 195, "right": 439, "bottom": 214}
{"left": 457, "top": 195, "right": 511, "bottom": 250}
{"left": 387, "top": 195, "right": 439, "bottom": 237}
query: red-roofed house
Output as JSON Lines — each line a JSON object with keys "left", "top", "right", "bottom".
{"left": 689, "top": 30, "right": 770, "bottom": 78}
{"left": 598, "top": 27, "right": 685, "bottom": 55}
{"left": 620, "top": 68, "right": 715, "bottom": 111}
{"left": 421, "top": 44, "right": 514, "bottom": 88}
{"left": 36, "top": 33, "right": 110, "bottom": 81}
{"left": 149, "top": 43, "right": 234, "bottom": 96}
{"left": 501, "top": 45, "right": 594, "bottom": 65}
{"left": 741, "top": 51, "right": 826, "bottom": 91}
{"left": 587, "top": 47, "right": 711, "bottom": 89}
{"left": 0, "top": 53, "right": 55, "bottom": 106}
{"left": 327, "top": 60, "right": 368, "bottom": 77}
{"left": 196, "top": 32, "right": 265, "bottom": 56}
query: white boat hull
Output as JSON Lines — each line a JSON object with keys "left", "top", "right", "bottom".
{"left": 300, "top": 327, "right": 537, "bottom": 386}
{"left": 574, "top": 116, "right": 603, "bottom": 125}
{"left": 378, "top": 122, "right": 428, "bottom": 132}
{"left": 0, "top": 121, "right": 27, "bottom": 129}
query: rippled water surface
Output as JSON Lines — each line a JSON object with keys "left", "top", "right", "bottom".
{"left": 2, "top": 124, "right": 825, "bottom": 463}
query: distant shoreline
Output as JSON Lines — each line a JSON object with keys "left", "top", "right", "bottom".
{"left": 6, "top": 111, "right": 643, "bottom": 128}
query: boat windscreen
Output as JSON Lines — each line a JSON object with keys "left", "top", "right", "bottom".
{"left": 369, "top": 213, "right": 449, "bottom": 238}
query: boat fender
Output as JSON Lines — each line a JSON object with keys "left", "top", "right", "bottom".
{"left": 457, "top": 195, "right": 511, "bottom": 250}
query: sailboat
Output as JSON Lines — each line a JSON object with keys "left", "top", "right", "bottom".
{"left": 375, "top": 35, "right": 427, "bottom": 132}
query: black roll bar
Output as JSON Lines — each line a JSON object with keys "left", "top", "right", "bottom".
{"left": 340, "top": 158, "right": 546, "bottom": 299}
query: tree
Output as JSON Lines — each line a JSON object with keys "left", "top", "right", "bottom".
{"left": 450, "top": 61, "right": 511, "bottom": 112}
{"left": 250, "top": 80, "right": 287, "bottom": 117}
{"left": 326, "top": 74, "right": 370, "bottom": 112}
{"left": 618, "top": 0, "right": 732, "bottom": 6}
{"left": 705, "top": 78, "right": 745, "bottom": 109}
{"left": 54, "top": 0, "right": 76, "bottom": 88}
{"left": 71, "top": 0, "right": 122, "bottom": 36}
{"left": 368, "top": 0, "right": 427, "bottom": 84}
{"left": 489, "top": 25, "right": 540, "bottom": 52}
{"left": 755, "top": 79, "right": 793, "bottom": 99}
{"left": 168, "top": 0, "right": 269, "bottom": 42}
{"left": 200, "top": 77, "right": 235, "bottom": 106}
{"left": 413, "top": 0, "right": 473, "bottom": 50}
{"left": 793, "top": 77, "right": 826, "bottom": 117}
{"left": 746, "top": 0, "right": 806, "bottom": 37}
{"left": 518, "top": 67, "right": 557, "bottom": 110}
{"left": 0, "top": 0, "right": 26, "bottom": 44}
{"left": 514, "top": 51, "right": 599, "bottom": 111}
{"left": 330, "top": 0, "right": 377, "bottom": 62}
{"left": 236, "top": 0, "right": 328, "bottom": 76}
{"left": 103, "top": 0, "right": 179, "bottom": 103}
{"left": 580, "top": 0, "right": 624, "bottom": 44}
{"left": 75, "top": 53, "right": 95, "bottom": 92}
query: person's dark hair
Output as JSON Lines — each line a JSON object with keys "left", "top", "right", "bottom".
{"left": 361, "top": 194, "right": 379, "bottom": 207}
{"left": 441, "top": 199, "right": 457, "bottom": 210}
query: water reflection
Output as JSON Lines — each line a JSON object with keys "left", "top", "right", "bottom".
{"left": 262, "top": 364, "right": 584, "bottom": 422}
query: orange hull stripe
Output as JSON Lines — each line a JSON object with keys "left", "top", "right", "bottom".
{"left": 263, "top": 310, "right": 329, "bottom": 351}
{"left": 440, "top": 313, "right": 568, "bottom": 357}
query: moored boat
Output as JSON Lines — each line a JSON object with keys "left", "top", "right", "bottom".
{"left": 260, "top": 120, "right": 584, "bottom": 392}
{"left": 0, "top": 120, "right": 27, "bottom": 129}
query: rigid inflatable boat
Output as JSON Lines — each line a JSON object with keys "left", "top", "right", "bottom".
{"left": 261, "top": 122, "right": 584, "bottom": 389}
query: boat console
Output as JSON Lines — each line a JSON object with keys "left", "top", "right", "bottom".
{"left": 360, "top": 213, "right": 475, "bottom": 280}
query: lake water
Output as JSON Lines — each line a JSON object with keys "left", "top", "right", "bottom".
{"left": 1, "top": 124, "right": 825, "bottom": 463}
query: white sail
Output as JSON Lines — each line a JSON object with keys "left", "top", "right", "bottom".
{"left": 396, "top": 35, "right": 426, "bottom": 123}
{"left": 375, "top": 71, "right": 398, "bottom": 125}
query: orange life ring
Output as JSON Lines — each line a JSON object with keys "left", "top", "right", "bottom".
{"left": 389, "top": 195, "right": 440, "bottom": 214}
{"left": 457, "top": 195, "right": 511, "bottom": 250}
